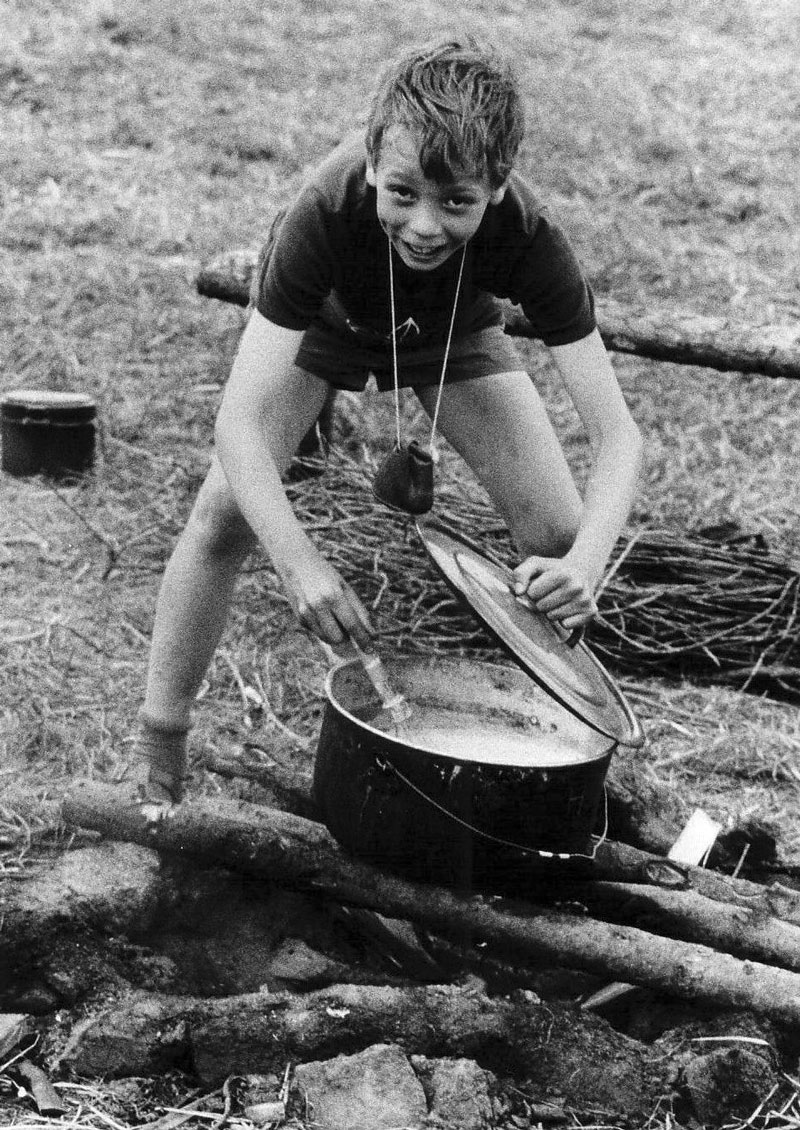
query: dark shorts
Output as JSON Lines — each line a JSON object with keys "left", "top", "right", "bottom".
{"left": 293, "top": 294, "right": 524, "bottom": 393}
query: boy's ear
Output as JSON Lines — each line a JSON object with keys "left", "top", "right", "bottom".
{"left": 489, "top": 180, "right": 509, "bottom": 205}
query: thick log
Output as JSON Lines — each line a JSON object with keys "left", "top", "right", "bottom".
{"left": 196, "top": 250, "right": 255, "bottom": 307}
{"left": 593, "top": 839, "right": 800, "bottom": 926}
{"left": 217, "top": 752, "right": 800, "bottom": 991}
{"left": 63, "top": 782, "right": 800, "bottom": 1027}
{"left": 505, "top": 300, "right": 800, "bottom": 381}
{"left": 559, "top": 879, "right": 800, "bottom": 971}
{"left": 60, "top": 982, "right": 655, "bottom": 1115}
{"left": 196, "top": 249, "right": 800, "bottom": 380}
{"left": 605, "top": 763, "right": 685, "bottom": 857}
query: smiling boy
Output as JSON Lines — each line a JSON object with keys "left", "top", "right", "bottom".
{"left": 135, "top": 38, "right": 643, "bottom": 804}
{"left": 368, "top": 127, "right": 503, "bottom": 271}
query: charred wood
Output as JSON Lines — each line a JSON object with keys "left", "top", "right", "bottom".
{"left": 63, "top": 783, "right": 800, "bottom": 1027}
{"left": 58, "top": 981, "right": 656, "bottom": 1116}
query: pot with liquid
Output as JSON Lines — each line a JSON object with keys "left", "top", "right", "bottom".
{"left": 313, "top": 654, "right": 616, "bottom": 889}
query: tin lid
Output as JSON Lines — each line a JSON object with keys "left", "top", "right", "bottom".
{"left": 1, "top": 389, "right": 96, "bottom": 419}
{"left": 416, "top": 519, "right": 643, "bottom": 747}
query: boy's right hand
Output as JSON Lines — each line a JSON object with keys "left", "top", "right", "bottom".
{"left": 275, "top": 540, "right": 373, "bottom": 650}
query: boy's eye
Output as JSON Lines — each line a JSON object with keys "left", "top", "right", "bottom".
{"left": 387, "top": 185, "right": 414, "bottom": 200}
{"left": 443, "top": 196, "right": 475, "bottom": 211}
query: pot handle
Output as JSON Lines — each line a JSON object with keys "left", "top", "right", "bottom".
{"left": 375, "top": 754, "right": 608, "bottom": 864}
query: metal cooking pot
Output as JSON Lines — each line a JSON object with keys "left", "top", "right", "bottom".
{"left": 1, "top": 389, "right": 97, "bottom": 480}
{"left": 313, "top": 521, "right": 643, "bottom": 891}
{"left": 314, "top": 654, "right": 617, "bottom": 889}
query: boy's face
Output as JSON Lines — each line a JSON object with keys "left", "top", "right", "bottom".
{"left": 366, "top": 125, "right": 507, "bottom": 272}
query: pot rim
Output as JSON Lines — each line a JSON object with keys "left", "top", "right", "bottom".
{"left": 323, "top": 655, "right": 616, "bottom": 768}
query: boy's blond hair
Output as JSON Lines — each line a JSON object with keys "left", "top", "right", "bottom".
{"left": 365, "top": 38, "right": 525, "bottom": 190}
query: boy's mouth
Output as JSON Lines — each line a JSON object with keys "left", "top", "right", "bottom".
{"left": 399, "top": 239, "right": 449, "bottom": 265}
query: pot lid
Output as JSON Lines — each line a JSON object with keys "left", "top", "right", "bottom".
{"left": 2, "top": 389, "right": 96, "bottom": 409}
{"left": 416, "top": 519, "right": 643, "bottom": 747}
{"left": 1, "top": 390, "right": 97, "bottom": 421}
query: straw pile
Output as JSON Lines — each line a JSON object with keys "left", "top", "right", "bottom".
{"left": 286, "top": 449, "right": 800, "bottom": 702}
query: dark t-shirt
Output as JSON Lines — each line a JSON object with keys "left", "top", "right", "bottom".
{"left": 254, "top": 136, "right": 595, "bottom": 349}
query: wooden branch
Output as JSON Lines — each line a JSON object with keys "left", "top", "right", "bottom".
{"left": 593, "top": 839, "right": 800, "bottom": 926}
{"left": 196, "top": 249, "right": 800, "bottom": 380}
{"left": 505, "top": 300, "right": 800, "bottom": 380}
{"left": 63, "top": 782, "right": 800, "bottom": 1027}
{"left": 196, "top": 251, "right": 255, "bottom": 308}
{"left": 14, "top": 1060, "right": 67, "bottom": 1117}
{"left": 555, "top": 878, "right": 800, "bottom": 971}
{"left": 203, "top": 743, "right": 314, "bottom": 802}
{"left": 204, "top": 743, "right": 318, "bottom": 821}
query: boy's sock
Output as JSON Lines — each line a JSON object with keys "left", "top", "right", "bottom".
{"left": 135, "top": 711, "right": 189, "bottom": 803}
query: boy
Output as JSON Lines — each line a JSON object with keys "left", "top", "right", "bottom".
{"left": 137, "top": 38, "right": 643, "bottom": 804}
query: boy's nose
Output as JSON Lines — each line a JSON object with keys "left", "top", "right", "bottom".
{"left": 408, "top": 203, "right": 441, "bottom": 239}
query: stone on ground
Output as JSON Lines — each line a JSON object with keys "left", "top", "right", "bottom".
{"left": 682, "top": 1046, "right": 778, "bottom": 1123}
{"left": 10, "top": 842, "right": 163, "bottom": 936}
{"left": 294, "top": 1043, "right": 427, "bottom": 1130}
{"left": 414, "top": 1056, "right": 493, "bottom": 1129}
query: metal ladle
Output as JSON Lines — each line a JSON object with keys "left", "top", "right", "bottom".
{"left": 318, "top": 637, "right": 412, "bottom": 729}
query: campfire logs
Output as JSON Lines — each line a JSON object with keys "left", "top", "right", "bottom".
{"left": 63, "top": 782, "right": 800, "bottom": 1029}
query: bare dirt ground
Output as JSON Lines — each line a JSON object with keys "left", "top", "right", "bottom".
{"left": 1, "top": 0, "right": 800, "bottom": 1126}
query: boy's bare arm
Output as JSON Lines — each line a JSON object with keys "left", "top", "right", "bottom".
{"left": 215, "top": 310, "right": 372, "bottom": 646}
{"left": 514, "top": 328, "right": 643, "bottom": 629}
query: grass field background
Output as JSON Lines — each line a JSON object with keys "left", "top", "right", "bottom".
{"left": 2, "top": 0, "right": 800, "bottom": 860}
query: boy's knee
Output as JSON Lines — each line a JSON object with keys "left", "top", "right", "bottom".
{"left": 185, "top": 476, "right": 255, "bottom": 558}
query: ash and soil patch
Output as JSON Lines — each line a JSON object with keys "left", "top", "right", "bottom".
{"left": 1, "top": 836, "right": 797, "bottom": 1128}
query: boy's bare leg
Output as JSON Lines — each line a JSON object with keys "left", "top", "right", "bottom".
{"left": 135, "top": 457, "right": 257, "bottom": 801}
{"left": 416, "top": 370, "right": 582, "bottom": 556}
{"left": 135, "top": 358, "right": 331, "bottom": 803}
{"left": 143, "top": 458, "right": 257, "bottom": 731}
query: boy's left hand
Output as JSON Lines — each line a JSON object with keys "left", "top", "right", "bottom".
{"left": 512, "top": 553, "right": 598, "bottom": 631}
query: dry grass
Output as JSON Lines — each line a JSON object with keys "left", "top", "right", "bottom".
{"left": 283, "top": 449, "right": 800, "bottom": 693}
{"left": 1, "top": 0, "right": 800, "bottom": 1124}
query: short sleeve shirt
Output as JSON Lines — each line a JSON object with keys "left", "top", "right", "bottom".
{"left": 254, "top": 136, "right": 596, "bottom": 350}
